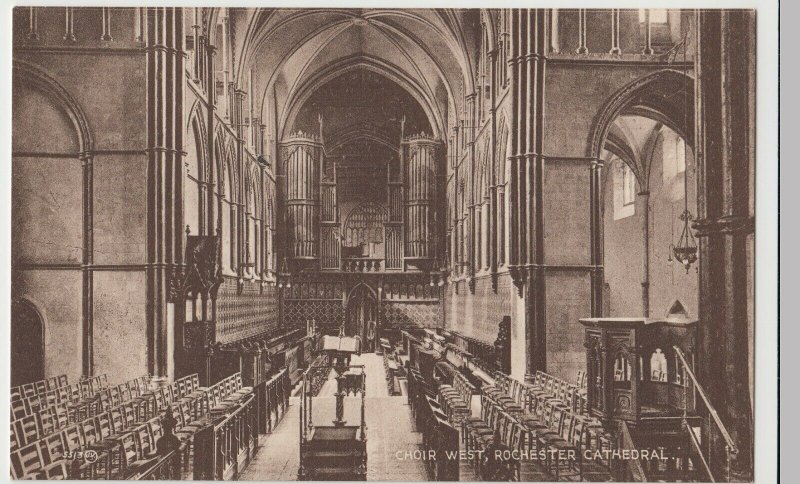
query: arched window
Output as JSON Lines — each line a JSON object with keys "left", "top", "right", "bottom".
{"left": 613, "top": 157, "right": 636, "bottom": 220}
{"left": 499, "top": 10, "right": 510, "bottom": 88}
{"left": 458, "top": 181, "right": 466, "bottom": 272}
{"left": 639, "top": 9, "right": 668, "bottom": 24}
{"left": 622, "top": 163, "right": 636, "bottom": 205}
{"left": 638, "top": 9, "right": 674, "bottom": 48}
{"left": 662, "top": 129, "right": 688, "bottom": 182}
{"left": 343, "top": 202, "right": 387, "bottom": 249}
{"left": 614, "top": 352, "right": 631, "bottom": 382}
{"left": 215, "top": 9, "right": 233, "bottom": 119}
{"left": 267, "top": 197, "right": 275, "bottom": 272}
{"left": 185, "top": 116, "right": 205, "bottom": 235}
{"left": 650, "top": 348, "right": 668, "bottom": 381}
{"left": 480, "top": 144, "right": 491, "bottom": 270}
{"left": 245, "top": 179, "right": 259, "bottom": 276}
{"left": 220, "top": 150, "right": 237, "bottom": 274}
{"left": 496, "top": 121, "right": 509, "bottom": 266}
{"left": 476, "top": 21, "right": 492, "bottom": 123}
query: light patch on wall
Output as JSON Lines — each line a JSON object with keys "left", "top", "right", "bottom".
{"left": 613, "top": 158, "right": 635, "bottom": 220}
{"left": 661, "top": 130, "right": 688, "bottom": 202}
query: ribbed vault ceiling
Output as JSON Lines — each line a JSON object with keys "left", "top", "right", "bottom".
{"left": 229, "top": 8, "right": 481, "bottom": 140}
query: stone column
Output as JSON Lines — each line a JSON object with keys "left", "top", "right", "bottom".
{"left": 636, "top": 191, "right": 650, "bottom": 317}
{"left": 642, "top": 9, "right": 653, "bottom": 55}
{"left": 81, "top": 151, "right": 94, "bottom": 378}
{"left": 609, "top": 9, "right": 621, "bottom": 54}
{"left": 589, "top": 160, "right": 604, "bottom": 316}
{"left": 206, "top": 43, "right": 217, "bottom": 236}
{"left": 576, "top": 9, "right": 588, "bottom": 54}
{"left": 144, "top": 7, "right": 185, "bottom": 378}
{"left": 694, "top": 10, "right": 755, "bottom": 480}
{"left": 489, "top": 49, "right": 499, "bottom": 283}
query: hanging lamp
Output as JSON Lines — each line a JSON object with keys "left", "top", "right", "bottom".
{"left": 670, "top": 33, "right": 698, "bottom": 273}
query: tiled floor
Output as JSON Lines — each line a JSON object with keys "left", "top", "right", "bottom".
{"left": 239, "top": 354, "right": 427, "bottom": 481}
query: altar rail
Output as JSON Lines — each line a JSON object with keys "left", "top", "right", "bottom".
{"left": 193, "top": 394, "right": 258, "bottom": 480}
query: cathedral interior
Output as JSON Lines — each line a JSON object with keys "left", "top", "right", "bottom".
{"left": 10, "top": 7, "right": 755, "bottom": 482}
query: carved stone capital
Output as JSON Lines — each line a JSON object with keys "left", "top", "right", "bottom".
{"left": 167, "top": 265, "right": 187, "bottom": 303}
{"left": 509, "top": 265, "right": 527, "bottom": 295}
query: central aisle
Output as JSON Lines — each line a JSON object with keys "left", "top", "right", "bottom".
{"left": 239, "top": 354, "right": 428, "bottom": 481}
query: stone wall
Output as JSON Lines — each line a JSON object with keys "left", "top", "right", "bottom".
{"left": 12, "top": 31, "right": 148, "bottom": 383}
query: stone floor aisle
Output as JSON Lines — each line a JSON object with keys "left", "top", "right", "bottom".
{"left": 238, "top": 354, "right": 426, "bottom": 481}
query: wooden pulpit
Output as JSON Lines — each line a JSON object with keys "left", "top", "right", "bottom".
{"left": 579, "top": 317, "right": 696, "bottom": 425}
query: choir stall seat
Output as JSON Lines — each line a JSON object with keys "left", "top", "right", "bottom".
{"left": 438, "top": 372, "right": 475, "bottom": 429}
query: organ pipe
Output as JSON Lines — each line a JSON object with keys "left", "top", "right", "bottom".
{"left": 280, "top": 133, "right": 323, "bottom": 259}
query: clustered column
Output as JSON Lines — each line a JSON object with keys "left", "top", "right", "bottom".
{"left": 144, "top": 7, "right": 185, "bottom": 379}
{"left": 694, "top": 10, "right": 755, "bottom": 480}
{"left": 508, "top": 9, "right": 548, "bottom": 377}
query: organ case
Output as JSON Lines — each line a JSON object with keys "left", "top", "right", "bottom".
{"left": 280, "top": 132, "right": 324, "bottom": 261}
{"left": 402, "top": 134, "right": 441, "bottom": 262}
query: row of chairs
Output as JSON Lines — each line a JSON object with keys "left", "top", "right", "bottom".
{"left": 10, "top": 373, "right": 210, "bottom": 479}
{"left": 12, "top": 375, "right": 69, "bottom": 402}
{"left": 526, "top": 371, "right": 586, "bottom": 414}
{"left": 464, "top": 394, "right": 608, "bottom": 480}
{"left": 463, "top": 400, "right": 526, "bottom": 479}
{"left": 11, "top": 375, "right": 150, "bottom": 453}
{"left": 438, "top": 371, "right": 476, "bottom": 429}
{"left": 485, "top": 370, "right": 585, "bottom": 416}
{"left": 204, "top": 373, "right": 253, "bottom": 419}
{"left": 470, "top": 369, "right": 612, "bottom": 479}
{"left": 11, "top": 375, "right": 110, "bottom": 421}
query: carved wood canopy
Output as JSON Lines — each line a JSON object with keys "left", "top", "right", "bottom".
{"left": 184, "top": 235, "right": 223, "bottom": 297}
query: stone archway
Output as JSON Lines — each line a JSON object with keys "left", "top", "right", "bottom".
{"left": 11, "top": 299, "right": 45, "bottom": 386}
{"left": 345, "top": 283, "right": 378, "bottom": 352}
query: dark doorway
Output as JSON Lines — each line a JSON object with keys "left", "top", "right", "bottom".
{"left": 11, "top": 300, "right": 45, "bottom": 387}
{"left": 346, "top": 284, "right": 378, "bottom": 352}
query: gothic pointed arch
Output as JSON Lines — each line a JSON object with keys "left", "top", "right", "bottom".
{"left": 588, "top": 69, "right": 694, "bottom": 159}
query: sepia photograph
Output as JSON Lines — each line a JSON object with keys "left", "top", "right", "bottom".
{"left": 7, "top": 4, "right": 769, "bottom": 482}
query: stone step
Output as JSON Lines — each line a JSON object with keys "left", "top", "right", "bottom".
{"left": 307, "top": 466, "right": 366, "bottom": 481}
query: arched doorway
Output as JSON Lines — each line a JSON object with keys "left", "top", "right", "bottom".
{"left": 11, "top": 300, "right": 45, "bottom": 386}
{"left": 346, "top": 284, "right": 378, "bottom": 352}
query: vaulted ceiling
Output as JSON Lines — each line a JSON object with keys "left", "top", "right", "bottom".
{"left": 227, "top": 8, "right": 482, "bottom": 141}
